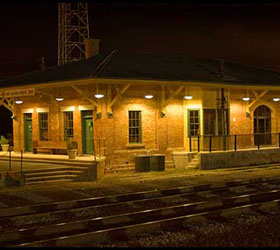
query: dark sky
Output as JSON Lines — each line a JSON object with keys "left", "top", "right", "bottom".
{"left": 1, "top": 1, "right": 280, "bottom": 78}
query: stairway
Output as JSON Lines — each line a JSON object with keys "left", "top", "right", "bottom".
{"left": 24, "top": 166, "right": 89, "bottom": 185}
{"left": 188, "top": 154, "right": 199, "bottom": 169}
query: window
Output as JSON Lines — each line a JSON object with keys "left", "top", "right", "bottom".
{"left": 129, "top": 111, "right": 142, "bottom": 143}
{"left": 188, "top": 110, "right": 200, "bottom": 137}
{"left": 39, "top": 113, "right": 48, "bottom": 141}
{"left": 203, "top": 109, "right": 215, "bottom": 135}
{"left": 203, "top": 108, "right": 229, "bottom": 136}
{"left": 64, "top": 111, "right": 74, "bottom": 140}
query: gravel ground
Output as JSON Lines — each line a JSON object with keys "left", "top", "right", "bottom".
{"left": 92, "top": 206, "right": 280, "bottom": 247}
{"left": 1, "top": 164, "right": 280, "bottom": 246}
{"left": 1, "top": 164, "right": 280, "bottom": 207}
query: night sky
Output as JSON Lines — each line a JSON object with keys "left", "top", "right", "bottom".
{"left": 1, "top": 0, "right": 280, "bottom": 80}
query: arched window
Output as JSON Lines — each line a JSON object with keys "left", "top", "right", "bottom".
{"left": 254, "top": 105, "right": 271, "bottom": 145}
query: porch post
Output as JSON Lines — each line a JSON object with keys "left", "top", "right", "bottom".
{"left": 189, "top": 136, "right": 192, "bottom": 152}
{"left": 197, "top": 135, "right": 200, "bottom": 152}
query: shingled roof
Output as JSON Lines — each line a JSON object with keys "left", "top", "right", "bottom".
{"left": 1, "top": 50, "right": 280, "bottom": 88}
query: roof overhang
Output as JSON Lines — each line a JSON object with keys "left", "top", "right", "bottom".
{"left": 0, "top": 77, "right": 279, "bottom": 94}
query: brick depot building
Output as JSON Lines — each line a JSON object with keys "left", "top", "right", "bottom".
{"left": 1, "top": 49, "right": 280, "bottom": 171}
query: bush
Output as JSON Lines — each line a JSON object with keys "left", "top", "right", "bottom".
{"left": 0, "top": 135, "right": 9, "bottom": 145}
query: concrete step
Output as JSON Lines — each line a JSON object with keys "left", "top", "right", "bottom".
{"left": 25, "top": 174, "right": 78, "bottom": 184}
{"left": 189, "top": 162, "right": 198, "bottom": 167}
{"left": 0, "top": 156, "right": 96, "bottom": 167}
{"left": 24, "top": 166, "right": 88, "bottom": 174}
{"left": 25, "top": 179, "right": 73, "bottom": 185}
{"left": 188, "top": 165, "right": 198, "bottom": 169}
{"left": 25, "top": 170, "right": 83, "bottom": 178}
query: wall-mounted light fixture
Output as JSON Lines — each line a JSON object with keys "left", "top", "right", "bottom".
{"left": 145, "top": 85, "right": 153, "bottom": 99}
{"left": 144, "top": 94, "right": 153, "bottom": 99}
{"left": 273, "top": 97, "right": 280, "bottom": 102}
{"left": 56, "top": 88, "right": 64, "bottom": 101}
{"left": 94, "top": 84, "right": 104, "bottom": 99}
{"left": 242, "top": 89, "right": 250, "bottom": 101}
{"left": 15, "top": 100, "right": 23, "bottom": 104}
{"left": 94, "top": 94, "right": 104, "bottom": 99}
{"left": 184, "top": 86, "right": 193, "bottom": 100}
{"left": 56, "top": 97, "right": 64, "bottom": 102}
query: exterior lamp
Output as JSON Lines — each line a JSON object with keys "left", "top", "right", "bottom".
{"left": 242, "top": 89, "right": 250, "bottom": 101}
{"left": 56, "top": 97, "right": 64, "bottom": 102}
{"left": 145, "top": 85, "right": 153, "bottom": 99}
{"left": 94, "top": 84, "right": 104, "bottom": 99}
{"left": 15, "top": 100, "right": 23, "bottom": 104}
{"left": 56, "top": 88, "right": 64, "bottom": 101}
{"left": 184, "top": 95, "right": 193, "bottom": 100}
{"left": 145, "top": 94, "right": 153, "bottom": 99}
{"left": 184, "top": 86, "right": 193, "bottom": 100}
{"left": 273, "top": 97, "right": 280, "bottom": 102}
{"left": 94, "top": 93, "right": 104, "bottom": 99}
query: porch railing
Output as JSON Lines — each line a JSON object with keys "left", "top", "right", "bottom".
{"left": 93, "top": 137, "right": 106, "bottom": 160}
{"left": 189, "top": 133, "right": 280, "bottom": 153}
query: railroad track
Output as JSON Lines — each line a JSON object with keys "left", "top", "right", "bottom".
{"left": 1, "top": 176, "right": 280, "bottom": 247}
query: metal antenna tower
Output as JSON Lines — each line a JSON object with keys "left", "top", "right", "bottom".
{"left": 58, "top": 2, "right": 90, "bottom": 65}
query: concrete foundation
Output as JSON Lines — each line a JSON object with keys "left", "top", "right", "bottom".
{"left": 200, "top": 147, "right": 280, "bottom": 170}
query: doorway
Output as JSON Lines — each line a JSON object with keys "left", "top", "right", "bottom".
{"left": 24, "top": 113, "right": 32, "bottom": 152}
{"left": 81, "top": 110, "right": 94, "bottom": 154}
{"left": 254, "top": 105, "right": 271, "bottom": 145}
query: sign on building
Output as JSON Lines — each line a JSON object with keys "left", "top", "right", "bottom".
{"left": 4, "top": 88, "right": 35, "bottom": 98}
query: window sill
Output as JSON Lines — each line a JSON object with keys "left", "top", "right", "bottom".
{"left": 126, "top": 143, "right": 145, "bottom": 149}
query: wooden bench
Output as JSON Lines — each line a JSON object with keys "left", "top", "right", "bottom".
{"left": 32, "top": 141, "right": 70, "bottom": 155}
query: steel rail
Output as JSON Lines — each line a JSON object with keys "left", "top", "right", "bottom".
{"left": 1, "top": 189, "right": 280, "bottom": 247}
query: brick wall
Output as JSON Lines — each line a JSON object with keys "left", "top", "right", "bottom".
{"left": 11, "top": 84, "right": 280, "bottom": 171}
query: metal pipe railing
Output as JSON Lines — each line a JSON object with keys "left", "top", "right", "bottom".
{"left": 189, "top": 132, "right": 278, "bottom": 153}
{"left": 9, "top": 150, "right": 11, "bottom": 171}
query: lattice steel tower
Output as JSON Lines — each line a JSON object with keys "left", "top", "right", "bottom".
{"left": 58, "top": 2, "right": 90, "bottom": 65}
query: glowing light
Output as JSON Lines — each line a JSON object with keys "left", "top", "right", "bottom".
{"left": 15, "top": 100, "right": 23, "bottom": 104}
{"left": 242, "top": 97, "right": 250, "bottom": 101}
{"left": 144, "top": 94, "right": 153, "bottom": 99}
{"left": 184, "top": 95, "right": 193, "bottom": 100}
{"left": 273, "top": 97, "right": 280, "bottom": 102}
{"left": 56, "top": 97, "right": 64, "bottom": 102}
{"left": 94, "top": 94, "right": 104, "bottom": 99}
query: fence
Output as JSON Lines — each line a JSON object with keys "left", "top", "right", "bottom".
{"left": 189, "top": 133, "right": 280, "bottom": 153}
{"left": 93, "top": 137, "right": 106, "bottom": 160}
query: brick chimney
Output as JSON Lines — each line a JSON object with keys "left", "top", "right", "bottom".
{"left": 84, "top": 38, "right": 100, "bottom": 59}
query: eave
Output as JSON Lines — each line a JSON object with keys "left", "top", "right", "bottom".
{"left": 0, "top": 77, "right": 279, "bottom": 94}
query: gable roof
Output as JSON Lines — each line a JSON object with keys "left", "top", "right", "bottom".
{"left": 1, "top": 50, "right": 280, "bottom": 88}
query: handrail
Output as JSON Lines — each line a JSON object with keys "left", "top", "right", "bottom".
{"left": 188, "top": 133, "right": 279, "bottom": 153}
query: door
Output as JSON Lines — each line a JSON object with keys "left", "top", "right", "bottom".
{"left": 24, "top": 113, "right": 32, "bottom": 152}
{"left": 81, "top": 110, "right": 94, "bottom": 154}
{"left": 254, "top": 105, "right": 271, "bottom": 145}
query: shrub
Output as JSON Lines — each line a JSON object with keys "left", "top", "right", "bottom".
{"left": 0, "top": 135, "right": 9, "bottom": 145}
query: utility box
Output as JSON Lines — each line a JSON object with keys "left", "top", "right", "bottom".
{"left": 135, "top": 155, "right": 150, "bottom": 172}
{"left": 150, "top": 154, "right": 165, "bottom": 171}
